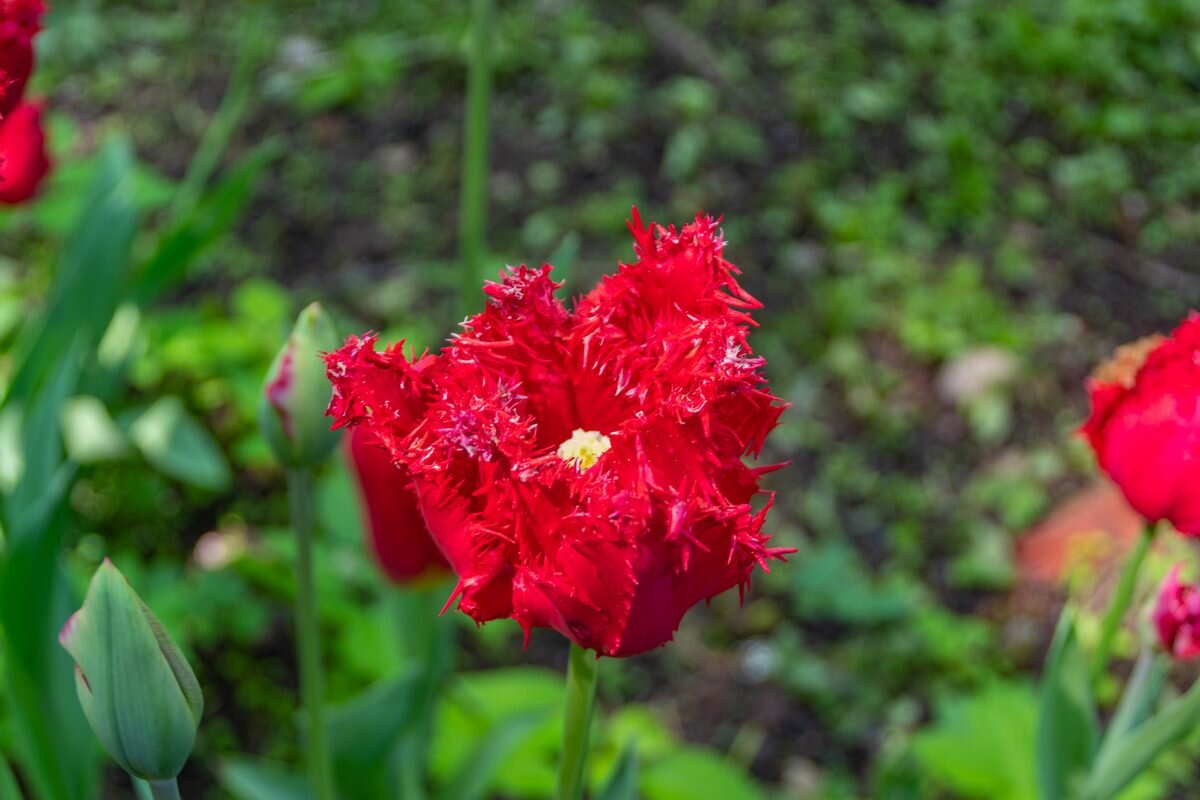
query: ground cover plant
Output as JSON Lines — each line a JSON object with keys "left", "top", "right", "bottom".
{"left": 2, "top": 1, "right": 1200, "bottom": 798}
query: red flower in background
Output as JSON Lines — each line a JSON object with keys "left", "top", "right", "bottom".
{"left": 0, "top": 101, "right": 48, "bottom": 203}
{"left": 0, "top": 0, "right": 47, "bottom": 205}
{"left": 347, "top": 427, "right": 449, "bottom": 584}
{"left": 326, "top": 212, "right": 790, "bottom": 657}
{"left": 1082, "top": 314, "right": 1200, "bottom": 535}
{"left": 0, "top": 0, "right": 44, "bottom": 117}
{"left": 1152, "top": 565, "right": 1200, "bottom": 660}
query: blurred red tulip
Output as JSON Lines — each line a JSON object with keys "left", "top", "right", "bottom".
{"left": 0, "top": 100, "right": 49, "bottom": 204}
{"left": 1082, "top": 313, "right": 1200, "bottom": 535}
{"left": 0, "top": 0, "right": 45, "bottom": 117}
{"left": 347, "top": 427, "right": 448, "bottom": 584}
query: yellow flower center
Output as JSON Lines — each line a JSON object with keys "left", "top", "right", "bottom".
{"left": 557, "top": 429, "right": 612, "bottom": 472}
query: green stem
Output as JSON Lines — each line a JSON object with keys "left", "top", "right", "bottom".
{"left": 288, "top": 469, "right": 335, "bottom": 800}
{"left": 392, "top": 581, "right": 454, "bottom": 800}
{"left": 458, "top": 0, "right": 492, "bottom": 315}
{"left": 148, "top": 779, "right": 182, "bottom": 800}
{"left": 1092, "top": 520, "right": 1157, "bottom": 682}
{"left": 556, "top": 643, "right": 599, "bottom": 800}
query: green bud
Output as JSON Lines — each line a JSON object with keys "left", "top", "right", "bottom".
{"left": 59, "top": 559, "right": 203, "bottom": 781}
{"left": 259, "top": 302, "right": 342, "bottom": 468}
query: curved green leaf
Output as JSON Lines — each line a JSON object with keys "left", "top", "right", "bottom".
{"left": 1083, "top": 677, "right": 1200, "bottom": 800}
{"left": 1036, "top": 609, "right": 1098, "bottom": 800}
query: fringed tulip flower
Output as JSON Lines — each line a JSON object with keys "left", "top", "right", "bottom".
{"left": 347, "top": 427, "right": 449, "bottom": 583}
{"left": 325, "top": 212, "right": 790, "bottom": 657}
{"left": 1082, "top": 314, "right": 1200, "bottom": 535}
{"left": 0, "top": 100, "right": 48, "bottom": 204}
{"left": 1152, "top": 565, "right": 1200, "bottom": 660}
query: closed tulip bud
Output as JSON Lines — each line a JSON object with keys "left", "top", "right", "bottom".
{"left": 59, "top": 559, "right": 203, "bottom": 781}
{"left": 260, "top": 302, "right": 342, "bottom": 468}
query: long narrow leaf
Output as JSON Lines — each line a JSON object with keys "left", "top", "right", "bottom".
{"left": 1036, "top": 609, "right": 1099, "bottom": 800}
{"left": 435, "top": 710, "right": 547, "bottom": 800}
{"left": 1083, "top": 677, "right": 1200, "bottom": 800}
{"left": 596, "top": 744, "right": 639, "bottom": 800}
{"left": 0, "top": 748, "right": 24, "bottom": 799}
{"left": 133, "top": 139, "right": 282, "bottom": 305}
{"left": 327, "top": 669, "right": 424, "bottom": 798}
{"left": 2, "top": 138, "right": 136, "bottom": 407}
{"left": 219, "top": 758, "right": 310, "bottom": 800}
{"left": 1093, "top": 649, "right": 1168, "bottom": 771}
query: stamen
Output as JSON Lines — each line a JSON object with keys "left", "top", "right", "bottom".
{"left": 1092, "top": 334, "right": 1166, "bottom": 388}
{"left": 557, "top": 429, "right": 612, "bottom": 472}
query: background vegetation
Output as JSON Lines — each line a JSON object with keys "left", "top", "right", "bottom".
{"left": 3, "top": 0, "right": 1199, "bottom": 797}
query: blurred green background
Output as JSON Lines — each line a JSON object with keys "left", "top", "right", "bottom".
{"left": 3, "top": 0, "right": 1200, "bottom": 797}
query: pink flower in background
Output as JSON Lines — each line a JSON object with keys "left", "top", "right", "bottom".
{"left": 1152, "top": 565, "right": 1200, "bottom": 660}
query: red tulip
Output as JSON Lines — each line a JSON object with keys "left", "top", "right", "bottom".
{"left": 1152, "top": 565, "right": 1200, "bottom": 660}
{"left": 347, "top": 427, "right": 449, "bottom": 583}
{"left": 0, "top": 0, "right": 45, "bottom": 117}
{"left": 325, "top": 212, "right": 790, "bottom": 657}
{"left": 1082, "top": 314, "right": 1200, "bottom": 535}
{"left": 0, "top": 100, "right": 48, "bottom": 204}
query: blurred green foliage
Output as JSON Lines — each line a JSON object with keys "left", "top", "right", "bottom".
{"left": 0, "top": 0, "right": 1197, "bottom": 797}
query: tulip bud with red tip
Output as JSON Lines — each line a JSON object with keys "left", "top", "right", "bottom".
{"left": 347, "top": 427, "right": 449, "bottom": 584}
{"left": 260, "top": 302, "right": 342, "bottom": 468}
{"left": 1152, "top": 565, "right": 1200, "bottom": 660}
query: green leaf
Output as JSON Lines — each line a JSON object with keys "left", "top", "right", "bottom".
{"left": 596, "top": 744, "right": 639, "bottom": 800}
{"left": 0, "top": 344, "right": 96, "bottom": 800}
{"left": 912, "top": 681, "right": 1038, "bottom": 800}
{"left": 431, "top": 668, "right": 564, "bottom": 798}
{"left": 2, "top": 137, "right": 137, "bottom": 407}
{"left": 134, "top": 139, "right": 283, "bottom": 305}
{"left": 1036, "top": 609, "right": 1099, "bottom": 800}
{"left": 327, "top": 670, "right": 424, "bottom": 798}
{"left": 128, "top": 396, "right": 231, "bottom": 490}
{"left": 219, "top": 758, "right": 310, "bottom": 800}
{"left": 434, "top": 710, "right": 548, "bottom": 800}
{"left": 1094, "top": 650, "right": 1168, "bottom": 770}
{"left": 790, "top": 539, "right": 921, "bottom": 624}
{"left": 642, "top": 747, "right": 763, "bottom": 800}
{"left": 60, "top": 396, "right": 130, "bottom": 463}
{"left": 1082, "top": 676, "right": 1200, "bottom": 800}
{"left": 0, "top": 750, "right": 23, "bottom": 799}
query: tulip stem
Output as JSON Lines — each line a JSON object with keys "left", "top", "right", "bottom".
{"left": 288, "top": 468, "right": 336, "bottom": 800}
{"left": 393, "top": 581, "right": 455, "bottom": 800}
{"left": 1093, "top": 520, "right": 1158, "bottom": 683}
{"left": 148, "top": 780, "right": 181, "bottom": 800}
{"left": 459, "top": 0, "right": 491, "bottom": 314}
{"left": 556, "top": 643, "right": 599, "bottom": 800}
